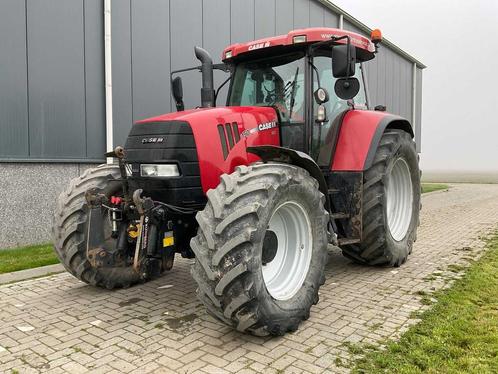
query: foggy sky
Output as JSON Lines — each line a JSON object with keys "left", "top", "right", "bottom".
{"left": 332, "top": 0, "right": 498, "bottom": 171}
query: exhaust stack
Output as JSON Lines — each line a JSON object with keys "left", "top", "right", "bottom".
{"left": 194, "top": 46, "right": 215, "bottom": 108}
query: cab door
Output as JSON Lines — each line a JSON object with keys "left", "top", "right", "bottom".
{"left": 310, "top": 54, "right": 368, "bottom": 167}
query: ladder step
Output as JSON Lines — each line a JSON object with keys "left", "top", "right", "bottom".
{"left": 338, "top": 238, "right": 361, "bottom": 246}
{"left": 331, "top": 212, "right": 350, "bottom": 220}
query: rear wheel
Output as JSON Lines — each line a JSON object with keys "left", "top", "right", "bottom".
{"left": 342, "top": 130, "right": 420, "bottom": 266}
{"left": 191, "top": 163, "right": 329, "bottom": 335}
{"left": 52, "top": 164, "right": 141, "bottom": 289}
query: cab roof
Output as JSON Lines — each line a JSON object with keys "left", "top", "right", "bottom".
{"left": 222, "top": 27, "right": 376, "bottom": 62}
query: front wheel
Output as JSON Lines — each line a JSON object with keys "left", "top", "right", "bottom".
{"left": 342, "top": 129, "right": 421, "bottom": 266}
{"left": 52, "top": 164, "right": 142, "bottom": 288}
{"left": 191, "top": 163, "right": 329, "bottom": 336}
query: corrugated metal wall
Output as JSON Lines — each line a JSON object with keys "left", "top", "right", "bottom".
{"left": 0, "top": 0, "right": 105, "bottom": 161}
{"left": 0, "top": 0, "right": 423, "bottom": 160}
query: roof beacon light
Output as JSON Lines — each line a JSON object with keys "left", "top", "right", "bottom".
{"left": 225, "top": 50, "right": 232, "bottom": 59}
{"left": 293, "top": 35, "right": 307, "bottom": 44}
{"left": 371, "top": 29, "right": 382, "bottom": 44}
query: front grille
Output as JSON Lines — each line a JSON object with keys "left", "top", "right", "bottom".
{"left": 124, "top": 120, "right": 206, "bottom": 209}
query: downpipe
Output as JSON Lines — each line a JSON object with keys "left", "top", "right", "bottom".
{"left": 104, "top": 0, "right": 114, "bottom": 164}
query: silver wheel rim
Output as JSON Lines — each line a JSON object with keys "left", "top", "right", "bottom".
{"left": 386, "top": 158, "right": 413, "bottom": 241}
{"left": 262, "top": 201, "right": 313, "bottom": 301}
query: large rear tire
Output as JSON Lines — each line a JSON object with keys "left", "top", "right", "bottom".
{"left": 52, "top": 164, "right": 141, "bottom": 289}
{"left": 342, "top": 130, "right": 421, "bottom": 266}
{"left": 191, "top": 163, "right": 329, "bottom": 336}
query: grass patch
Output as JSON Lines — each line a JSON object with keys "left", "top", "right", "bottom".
{"left": 0, "top": 243, "right": 59, "bottom": 274}
{"left": 421, "top": 183, "right": 449, "bottom": 194}
{"left": 353, "top": 233, "right": 498, "bottom": 373}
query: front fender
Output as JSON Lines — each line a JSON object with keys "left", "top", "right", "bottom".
{"left": 332, "top": 110, "right": 413, "bottom": 171}
{"left": 247, "top": 145, "right": 331, "bottom": 213}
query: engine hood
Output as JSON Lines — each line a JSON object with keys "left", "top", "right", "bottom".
{"left": 133, "top": 106, "right": 280, "bottom": 192}
{"left": 136, "top": 106, "right": 277, "bottom": 126}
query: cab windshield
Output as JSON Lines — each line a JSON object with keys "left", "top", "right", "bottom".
{"left": 227, "top": 49, "right": 367, "bottom": 156}
{"left": 228, "top": 52, "right": 305, "bottom": 125}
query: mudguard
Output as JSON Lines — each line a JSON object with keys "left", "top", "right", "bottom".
{"left": 247, "top": 145, "right": 331, "bottom": 213}
{"left": 331, "top": 110, "right": 413, "bottom": 171}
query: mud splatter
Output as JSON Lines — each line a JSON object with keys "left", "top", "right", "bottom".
{"left": 164, "top": 313, "right": 198, "bottom": 330}
{"left": 118, "top": 298, "right": 142, "bottom": 307}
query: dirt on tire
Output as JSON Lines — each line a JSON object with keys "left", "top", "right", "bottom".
{"left": 52, "top": 164, "right": 142, "bottom": 289}
{"left": 342, "top": 129, "right": 421, "bottom": 266}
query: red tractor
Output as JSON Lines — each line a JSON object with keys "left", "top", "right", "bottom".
{"left": 53, "top": 28, "right": 420, "bottom": 336}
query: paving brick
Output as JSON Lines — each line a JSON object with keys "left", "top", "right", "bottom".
{"left": 61, "top": 361, "right": 89, "bottom": 374}
{"left": 109, "top": 358, "right": 138, "bottom": 373}
{"left": 0, "top": 184, "right": 497, "bottom": 373}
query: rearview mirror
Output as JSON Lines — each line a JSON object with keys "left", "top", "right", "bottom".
{"left": 172, "top": 76, "right": 184, "bottom": 111}
{"left": 334, "top": 78, "right": 360, "bottom": 100}
{"left": 332, "top": 44, "right": 356, "bottom": 78}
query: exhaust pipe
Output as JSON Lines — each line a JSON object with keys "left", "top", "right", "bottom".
{"left": 194, "top": 46, "right": 215, "bottom": 108}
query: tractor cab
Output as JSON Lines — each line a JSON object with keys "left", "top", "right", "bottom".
{"left": 173, "top": 28, "right": 380, "bottom": 167}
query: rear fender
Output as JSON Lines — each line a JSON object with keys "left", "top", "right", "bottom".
{"left": 247, "top": 145, "right": 331, "bottom": 213}
{"left": 329, "top": 110, "right": 413, "bottom": 244}
{"left": 332, "top": 110, "right": 413, "bottom": 171}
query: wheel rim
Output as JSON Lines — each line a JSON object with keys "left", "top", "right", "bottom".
{"left": 386, "top": 157, "right": 413, "bottom": 241}
{"left": 262, "top": 201, "right": 313, "bottom": 300}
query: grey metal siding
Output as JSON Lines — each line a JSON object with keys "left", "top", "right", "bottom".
{"left": 365, "top": 46, "right": 414, "bottom": 121}
{"left": 415, "top": 67, "right": 423, "bottom": 151}
{"left": 294, "top": 0, "right": 310, "bottom": 28}
{"left": 0, "top": 0, "right": 423, "bottom": 161}
{"left": 324, "top": 7, "right": 339, "bottom": 28}
{"left": 171, "top": 0, "right": 203, "bottom": 119}
{"left": 203, "top": 0, "right": 231, "bottom": 105}
{"left": 276, "top": 0, "right": 294, "bottom": 34}
{"left": 231, "top": 0, "right": 255, "bottom": 44}
{"left": 131, "top": 1, "right": 171, "bottom": 122}
{"left": 27, "top": 0, "right": 86, "bottom": 159}
{"left": 0, "top": 0, "right": 29, "bottom": 158}
{"left": 111, "top": 0, "right": 133, "bottom": 150}
{"left": 84, "top": 0, "right": 106, "bottom": 159}
{"left": 309, "top": 1, "right": 325, "bottom": 26}
{"left": 255, "top": 0, "right": 276, "bottom": 39}
{"left": 0, "top": 0, "right": 105, "bottom": 161}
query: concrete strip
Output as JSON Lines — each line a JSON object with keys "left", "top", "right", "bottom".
{"left": 0, "top": 263, "right": 64, "bottom": 285}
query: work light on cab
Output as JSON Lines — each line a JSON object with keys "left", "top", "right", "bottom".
{"left": 293, "top": 35, "right": 307, "bottom": 44}
{"left": 371, "top": 28, "right": 382, "bottom": 44}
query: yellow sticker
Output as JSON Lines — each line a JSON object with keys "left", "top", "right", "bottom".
{"left": 163, "top": 236, "right": 174, "bottom": 247}
{"left": 128, "top": 225, "right": 139, "bottom": 239}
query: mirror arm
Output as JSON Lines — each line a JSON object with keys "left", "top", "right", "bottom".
{"left": 214, "top": 76, "right": 231, "bottom": 106}
{"left": 346, "top": 36, "right": 351, "bottom": 78}
{"left": 175, "top": 95, "right": 184, "bottom": 112}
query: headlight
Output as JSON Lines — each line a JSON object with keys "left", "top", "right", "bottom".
{"left": 140, "top": 164, "right": 180, "bottom": 177}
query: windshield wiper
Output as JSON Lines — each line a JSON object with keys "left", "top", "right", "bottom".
{"left": 288, "top": 67, "right": 299, "bottom": 120}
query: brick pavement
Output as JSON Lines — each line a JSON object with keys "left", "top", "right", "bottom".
{"left": 1, "top": 183, "right": 498, "bottom": 373}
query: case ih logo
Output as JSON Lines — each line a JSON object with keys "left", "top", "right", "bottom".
{"left": 258, "top": 121, "right": 277, "bottom": 131}
{"left": 141, "top": 137, "right": 164, "bottom": 144}
{"left": 242, "top": 121, "right": 278, "bottom": 138}
{"left": 248, "top": 41, "right": 270, "bottom": 51}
